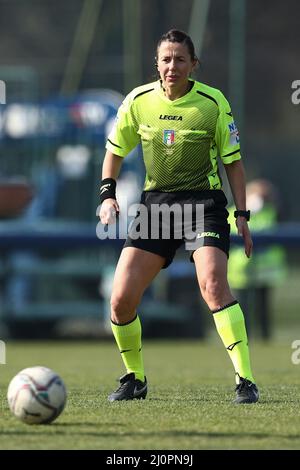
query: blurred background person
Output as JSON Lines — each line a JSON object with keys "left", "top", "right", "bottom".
{"left": 227, "top": 179, "right": 287, "bottom": 339}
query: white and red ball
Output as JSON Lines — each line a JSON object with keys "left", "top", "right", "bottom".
{"left": 7, "top": 366, "right": 67, "bottom": 424}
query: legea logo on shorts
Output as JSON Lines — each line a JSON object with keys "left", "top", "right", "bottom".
{"left": 197, "top": 231, "right": 220, "bottom": 239}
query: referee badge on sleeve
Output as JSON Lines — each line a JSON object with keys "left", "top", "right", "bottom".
{"left": 228, "top": 122, "right": 240, "bottom": 146}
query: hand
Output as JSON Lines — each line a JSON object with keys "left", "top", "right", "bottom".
{"left": 99, "top": 198, "right": 120, "bottom": 225}
{"left": 236, "top": 217, "right": 253, "bottom": 258}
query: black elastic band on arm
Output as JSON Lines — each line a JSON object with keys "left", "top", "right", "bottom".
{"left": 100, "top": 178, "right": 117, "bottom": 203}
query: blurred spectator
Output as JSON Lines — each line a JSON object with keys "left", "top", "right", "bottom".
{"left": 0, "top": 178, "right": 33, "bottom": 219}
{"left": 227, "top": 179, "right": 287, "bottom": 339}
{"left": 3, "top": 168, "right": 62, "bottom": 314}
{"left": 0, "top": 178, "right": 34, "bottom": 322}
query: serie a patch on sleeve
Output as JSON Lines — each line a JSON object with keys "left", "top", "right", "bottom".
{"left": 228, "top": 121, "right": 240, "bottom": 146}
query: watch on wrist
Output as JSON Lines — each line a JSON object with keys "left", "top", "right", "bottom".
{"left": 234, "top": 210, "right": 250, "bottom": 221}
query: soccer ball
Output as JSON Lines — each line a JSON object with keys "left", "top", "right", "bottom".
{"left": 7, "top": 366, "right": 67, "bottom": 425}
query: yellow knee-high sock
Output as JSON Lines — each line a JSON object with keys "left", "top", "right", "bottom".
{"left": 111, "top": 314, "right": 144, "bottom": 382}
{"left": 213, "top": 301, "right": 255, "bottom": 383}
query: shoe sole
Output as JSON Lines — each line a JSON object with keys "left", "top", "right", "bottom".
{"left": 233, "top": 397, "right": 259, "bottom": 404}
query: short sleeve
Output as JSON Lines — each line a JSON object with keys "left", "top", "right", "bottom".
{"left": 215, "top": 93, "right": 241, "bottom": 164}
{"left": 105, "top": 93, "right": 140, "bottom": 157}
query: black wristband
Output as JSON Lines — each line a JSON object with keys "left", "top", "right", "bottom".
{"left": 234, "top": 210, "right": 250, "bottom": 221}
{"left": 100, "top": 178, "right": 116, "bottom": 203}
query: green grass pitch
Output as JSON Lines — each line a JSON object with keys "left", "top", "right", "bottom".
{"left": 1, "top": 338, "right": 300, "bottom": 450}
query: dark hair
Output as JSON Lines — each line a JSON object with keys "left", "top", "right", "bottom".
{"left": 156, "top": 29, "right": 197, "bottom": 62}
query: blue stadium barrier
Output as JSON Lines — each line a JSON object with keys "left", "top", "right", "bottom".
{"left": 0, "top": 221, "right": 299, "bottom": 250}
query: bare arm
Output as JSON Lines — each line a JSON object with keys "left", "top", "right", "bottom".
{"left": 102, "top": 150, "right": 124, "bottom": 180}
{"left": 224, "top": 159, "right": 247, "bottom": 210}
{"left": 99, "top": 150, "right": 124, "bottom": 224}
{"left": 224, "top": 159, "right": 253, "bottom": 258}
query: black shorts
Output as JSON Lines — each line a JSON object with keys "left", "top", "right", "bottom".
{"left": 123, "top": 190, "right": 230, "bottom": 268}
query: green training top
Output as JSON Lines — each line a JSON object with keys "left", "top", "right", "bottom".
{"left": 106, "top": 79, "right": 241, "bottom": 192}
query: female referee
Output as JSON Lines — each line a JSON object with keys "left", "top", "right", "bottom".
{"left": 99, "top": 29, "right": 259, "bottom": 404}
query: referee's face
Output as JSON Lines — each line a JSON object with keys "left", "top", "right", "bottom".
{"left": 157, "top": 41, "right": 196, "bottom": 91}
